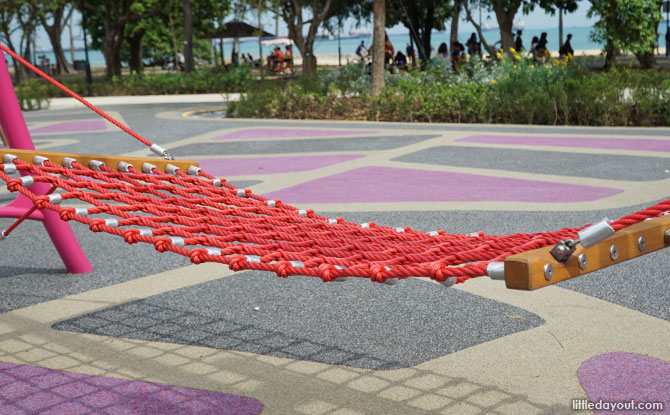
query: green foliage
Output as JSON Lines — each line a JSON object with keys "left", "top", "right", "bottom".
{"left": 14, "top": 79, "right": 51, "bottom": 111}
{"left": 48, "top": 67, "right": 251, "bottom": 97}
{"left": 588, "top": 0, "right": 662, "bottom": 56}
{"left": 229, "top": 56, "right": 670, "bottom": 126}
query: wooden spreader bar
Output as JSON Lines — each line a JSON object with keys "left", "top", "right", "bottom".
{"left": 504, "top": 215, "right": 670, "bottom": 290}
{"left": 0, "top": 148, "right": 198, "bottom": 173}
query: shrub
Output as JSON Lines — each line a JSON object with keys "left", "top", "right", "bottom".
{"left": 228, "top": 55, "right": 670, "bottom": 126}
{"left": 14, "top": 79, "right": 51, "bottom": 110}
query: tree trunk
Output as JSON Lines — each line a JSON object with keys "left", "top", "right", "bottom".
{"left": 464, "top": 0, "right": 496, "bottom": 56}
{"left": 257, "top": 0, "right": 263, "bottom": 79}
{"left": 558, "top": 7, "right": 563, "bottom": 50}
{"left": 103, "top": 27, "right": 123, "bottom": 77}
{"left": 182, "top": 0, "right": 194, "bottom": 72}
{"left": 303, "top": 44, "right": 317, "bottom": 75}
{"left": 635, "top": 52, "right": 657, "bottom": 69}
{"left": 169, "top": 10, "right": 179, "bottom": 71}
{"left": 604, "top": 39, "right": 617, "bottom": 70}
{"left": 128, "top": 29, "right": 145, "bottom": 74}
{"left": 370, "top": 0, "right": 385, "bottom": 96}
{"left": 635, "top": 14, "right": 661, "bottom": 69}
{"left": 450, "top": 0, "right": 461, "bottom": 48}
{"left": 41, "top": 4, "right": 74, "bottom": 75}
{"left": 493, "top": 2, "right": 519, "bottom": 53}
{"left": 45, "top": 27, "right": 71, "bottom": 74}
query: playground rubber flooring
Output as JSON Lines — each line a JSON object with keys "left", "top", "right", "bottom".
{"left": 1, "top": 103, "right": 669, "bottom": 414}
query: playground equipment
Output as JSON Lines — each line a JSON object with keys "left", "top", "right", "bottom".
{"left": 1, "top": 43, "right": 669, "bottom": 290}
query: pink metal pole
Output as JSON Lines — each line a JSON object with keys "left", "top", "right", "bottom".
{"left": 0, "top": 49, "right": 92, "bottom": 273}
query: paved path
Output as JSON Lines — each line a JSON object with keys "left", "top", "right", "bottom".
{"left": 1, "top": 103, "right": 669, "bottom": 414}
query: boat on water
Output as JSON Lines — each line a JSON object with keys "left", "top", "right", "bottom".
{"left": 345, "top": 29, "right": 371, "bottom": 39}
{"left": 480, "top": 18, "right": 525, "bottom": 33}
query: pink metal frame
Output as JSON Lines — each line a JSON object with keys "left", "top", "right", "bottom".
{"left": 0, "top": 50, "right": 92, "bottom": 273}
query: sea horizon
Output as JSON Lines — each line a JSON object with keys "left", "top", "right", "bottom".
{"left": 29, "top": 24, "right": 610, "bottom": 68}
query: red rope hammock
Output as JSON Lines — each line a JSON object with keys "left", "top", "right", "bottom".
{"left": 1, "top": 43, "right": 669, "bottom": 284}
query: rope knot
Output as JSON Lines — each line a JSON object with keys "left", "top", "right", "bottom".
{"left": 228, "top": 254, "right": 246, "bottom": 271}
{"left": 34, "top": 196, "right": 49, "bottom": 210}
{"left": 317, "top": 263, "right": 338, "bottom": 282}
{"left": 189, "top": 248, "right": 209, "bottom": 264}
{"left": 5, "top": 179, "right": 22, "bottom": 192}
{"left": 369, "top": 264, "right": 387, "bottom": 283}
{"left": 58, "top": 207, "right": 76, "bottom": 221}
{"left": 123, "top": 229, "right": 141, "bottom": 244}
{"left": 275, "top": 261, "right": 291, "bottom": 278}
{"left": 429, "top": 262, "right": 447, "bottom": 282}
{"left": 153, "top": 237, "right": 171, "bottom": 252}
{"left": 88, "top": 218, "right": 106, "bottom": 233}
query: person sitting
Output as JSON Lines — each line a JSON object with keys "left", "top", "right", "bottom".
{"left": 266, "top": 48, "right": 276, "bottom": 68}
{"left": 529, "top": 36, "right": 540, "bottom": 61}
{"left": 437, "top": 42, "right": 450, "bottom": 67}
{"left": 284, "top": 45, "right": 293, "bottom": 72}
{"left": 384, "top": 33, "right": 394, "bottom": 67}
{"left": 466, "top": 33, "right": 481, "bottom": 57}
{"left": 451, "top": 41, "right": 464, "bottom": 68}
{"left": 559, "top": 33, "right": 574, "bottom": 59}
{"left": 274, "top": 46, "right": 284, "bottom": 71}
{"left": 394, "top": 51, "right": 408, "bottom": 71}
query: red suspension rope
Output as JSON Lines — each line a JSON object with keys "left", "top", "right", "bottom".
{"left": 0, "top": 43, "right": 155, "bottom": 150}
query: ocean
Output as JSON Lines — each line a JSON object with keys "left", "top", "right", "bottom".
{"left": 34, "top": 25, "right": 603, "bottom": 69}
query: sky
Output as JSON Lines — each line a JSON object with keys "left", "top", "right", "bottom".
{"left": 19, "top": 2, "right": 597, "bottom": 52}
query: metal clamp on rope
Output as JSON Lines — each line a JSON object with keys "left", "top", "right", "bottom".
{"left": 118, "top": 161, "right": 133, "bottom": 172}
{"left": 33, "top": 156, "right": 49, "bottom": 166}
{"left": 487, "top": 262, "right": 505, "bottom": 280}
{"left": 3, "top": 154, "right": 17, "bottom": 163}
{"left": 142, "top": 163, "right": 157, "bottom": 174}
{"left": 20, "top": 176, "right": 34, "bottom": 187}
{"left": 166, "top": 164, "right": 181, "bottom": 176}
{"left": 1, "top": 163, "right": 16, "bottom": 175}
{"left": 187, "top": 166, "right": 201, "bottom": 176}
{"left": 62, "top": 157, "right": 77, "bottom": 169}
{"left": 0, "top": 230, "right": 7, "bottom": 241}
{"left": 48, "top": 194, "right": 62, "bottom": 205}
{"left": 550, "top": 219, "right": 615, "bottom": 262}
{"left": 149, "top": 144, "right": 174, "bottom": 161}
{"left": 90, "top": 160, "right": 105, "bottom": 171}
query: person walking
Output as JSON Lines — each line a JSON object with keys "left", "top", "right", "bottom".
{"left": 666, "top": 30, "right": 670, "bottom": 57}
{"left": 536, "top": 32, "right": 551, "bottom": 62}
{"left": 355, "top": 40, "right": 367, "bottom": 61}
{"left": 515, "top": 30, "right": 524, "bottom": 52}
{"left": 406, "top": 43, "right": 415, "bottom": 66}
{"left": 559, "top": 33, "right": 574, "bottom": 59}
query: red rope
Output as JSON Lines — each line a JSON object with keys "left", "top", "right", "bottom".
{"left": 0, "top": 160, "right": 596, "bottom": 283}
{"left": 0, "top": 43, "right": 154, "bottom": 149}
{"left": 2, "top": 185, "right": 57, "bottom": 237}
{"left": 1, "top": 43, "right": 668, "bottom": 284}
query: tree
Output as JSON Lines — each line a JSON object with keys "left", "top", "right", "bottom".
{"left": 277, "top": 0, "right": 334, "bottom": 77}
{"left": 80, "top": 0, "right": 166, "bottom": 77}
{"left": 588, "top": 0, "right": 662, "bottom": 69}
{"left": 370, "top": 0, "right": 384, "bottom": 96}
{"left": 30, "top": 0, "right": 75, "bottom": 75}
{"left": 464, "top": 0, "right": 540, "bottom": 55}
{"left": 182, "top": 0, "right": 194, "bottom": 72}
{"left": 387, "top": 0, "right": 453, "bottom": 63}
{"left": 0, "top": 2, "right": 40, "bottom": 82}
{"left": 539, "top": 0, "right": 578, "bottom": 50}
{"left": 450, "top": 0, "right": 463, "bottom": 48}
